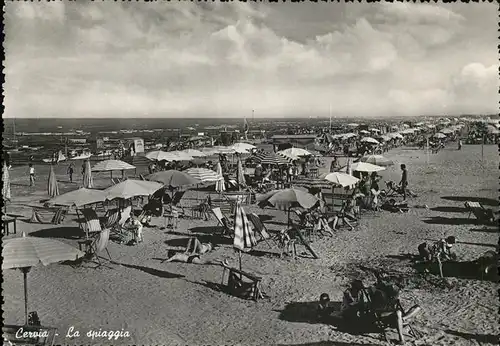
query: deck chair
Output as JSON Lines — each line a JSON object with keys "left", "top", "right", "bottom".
{"left": 29, "top": 206, "right": 67, "bottom": 225}
{"left": 85, "top": 229, "right": 112, "bottom": 267}
{"left": 464, "top": 201, "right": 495, "bottom": 225}
{"left": 212, "top": 207, "right": 234, "bottom": 236}
{"left": 171, "top": 191, "right": 187, "bottom": 217}
{"left": 101, "top": 208, "right": 121, "bottom": 229}
{"left": 79, "top": 208, "right": 102, "bottom": 236}
{"left": 221, "top": 264, "right": 264, "bottom": 301}
{"left": 3, "top": 324, "right": 58, "bottom": 346}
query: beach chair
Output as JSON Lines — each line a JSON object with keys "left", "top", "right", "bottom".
{"left": 84, "top": 229, "right": 112, "bottom": 267}
{"left": 212, "top": 207, "right": 234, "bottom": 236}
{"left": 29, "top": 206, "right": 67, "bottom": 225}
{"left": 221, "top": 265, "right": 264, "bottom": 301}
{"left": 101, "top": 208, "right": 121, "bottom": 229}
{"left": 464, "top": 201, "right": 495, "bottom": 225}
{"left": 3, "top": 324, "right": 58, "bottom": 346}
{"left": 170, "top": 191, "right": 187, "bottom": 217}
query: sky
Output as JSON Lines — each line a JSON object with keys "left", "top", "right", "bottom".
{"left": 4, "top": 1, "right": 499, "bottom": 119}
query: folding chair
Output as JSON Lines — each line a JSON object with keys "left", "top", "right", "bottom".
{"left": 85, "top": 229, "right": 112, "bottom": 268}
{"left": 101, "top": 208, "right": 121, "bottom": 229}
{"left": 211, "top": 207, "right": 233, "bottom": 236}
{"left": 464, "top": 201, "right": 495, "bottom": 225}
{"left": 221, "top": 265, "right": 264, "bottom": 301}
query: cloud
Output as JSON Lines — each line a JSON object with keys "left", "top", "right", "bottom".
{"left": 3, "top": 2, "right": 498, "bottom": 118}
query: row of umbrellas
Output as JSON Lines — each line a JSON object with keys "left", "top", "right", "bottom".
{"left": 145, "top": 143, "right": 257, "bottom": 161}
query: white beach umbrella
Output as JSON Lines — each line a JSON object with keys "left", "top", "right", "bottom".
{"left": 347, "top": 123, "right": 359, "bottom": 127}
{"left": 92, "top": 160, "right": 135, "bottom": 172}
{"left": 180, "top": 149, "right": 206, "bottom": 157}
{"left": 433, "top": 133, "right": 447, "bottom": 139}
{"left": 360, "top": 137, "right": 380, "bottom": 145}
{"left": 232, "top": 142, "right": 256, "bottom": 154}
{"left": 341, "top": 162, "right": 385, "bottom": 173}
{"left": 277, "top": 148, "right": 312, "bottom": 160}
{"left": 321, "top": 172, "right": 359, "bottom": 187}
{"left": 103, "top": 179, "right": 163, "bottom": 200}
{"left": 360, "top": 155, "right": 394, "bottom": 167}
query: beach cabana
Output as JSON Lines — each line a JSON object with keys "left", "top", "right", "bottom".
{"left": 3, "top": 232, "right": 85, "bottom": 324}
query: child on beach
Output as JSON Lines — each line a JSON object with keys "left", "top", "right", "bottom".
{"left": 28, "top": 163, "right": 36, "bottom": 187}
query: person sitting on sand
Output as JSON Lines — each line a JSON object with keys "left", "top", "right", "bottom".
{"left": 328, "top": 199, "right": 356, "bottom": 231}
{"left": 162, "top": 237, "right": 217, "bottom": 264}
{"left": 317, "top": 293, "right": 335, "bottom": 321}
{"left": 341, "top": 280, "right": 368, "bottom": 320}
{"left": 124, "top": 214, "right": 143, "bottom": 243}
{"left": 418, "top": 236, "right": 457, "bottom": 278}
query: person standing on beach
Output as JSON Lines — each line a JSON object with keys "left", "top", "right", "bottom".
{"left": 28, "top": 163, "right": 36, "bottom": 187}
{"left": 457, "top": 139, "right": 462, "bottom": 150}
{"left": 399, "top": 164, "right": 408, "bottom": 200}
{"left": 67, "top": 163, "right": 74, "bottom": 183}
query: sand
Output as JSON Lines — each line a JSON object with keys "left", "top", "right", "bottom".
{"left": 2, "top": 144, "right": 499, "bottom": 346}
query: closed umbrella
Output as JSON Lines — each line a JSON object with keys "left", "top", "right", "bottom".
{"left": 2, "top": 232, "right": 85, "bottom": 324}
{"left": 83, "top": 159, "right": 93, "bottom": 188}
{"left": 47, "top": 165, "right": 59, "bottom": 198}
{"left": 359, "top": 155, "right": 394, "bottom": 167}
{"left": 215, "top": 162, "right": 225, "bottom": 193}
{"left": 3, "top": 162, "right": 11, "bottom": 201}
{"left": 103, "top": 179, "right": 163, "bottom": 201}
{"left": 233, "top": 201, "right": 257, "bottom": 274}
{"left": 236, "top": 159, "right": 246, "bottom": 190}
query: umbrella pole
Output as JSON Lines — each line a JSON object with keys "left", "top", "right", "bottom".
{"left": 22, "top": 267, "right": 31, "bottom": 325}
{"left": 238, "top": 250, "right": 243, "bottom": 279}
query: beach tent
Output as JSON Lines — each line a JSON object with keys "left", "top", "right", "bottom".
{"left": 3, "top": 232, "right": 85, "bottom": 324}
{"left": 83, "top": 159, "right": 93, "bottom": 188}
{"left": 103, "top": 179, "right": 163, "bottom": 201}
{"left": 47, "top": 165, "right": 59, "bottom": 198}
{"left": 46, "top": 188, "right": 106, "bottom": 208}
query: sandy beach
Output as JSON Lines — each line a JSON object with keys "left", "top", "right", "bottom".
{"left": 2, "top": 143, "right": 498, "bottom": 346}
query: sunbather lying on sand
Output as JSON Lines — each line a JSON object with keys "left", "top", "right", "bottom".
{"left": 381, "top": 199, "right": 409, "bottom": 213}
{"left": 162, "top": 238, "right": 219, "bottom": 265}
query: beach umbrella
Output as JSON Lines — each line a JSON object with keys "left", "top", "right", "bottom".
{"left": 359, "top": 155, "right": 394, "bottom": 167}
{"left": 180, "top": 149, "right": 206, "bottom": 157}
{"left": 236, "top": 159, "right": 246, "bottom": 190}
{"left": 291, "top": 177, "right": 332, "bottom": 190}
{"left": 360, "top": 137, "right": 380, "bottom": 145}
{"left": 145, "top": 150, "right": 172, "bottom": 161}
{"left": 321, "top": 172, "right": 359, "bottom": 187}
{"left": 347, "top": 123, "right": 359, "bottom": 127}
{"left": 233, "top": 202, "right": 257, "bottom": 253}
{"left": 46, "top": 187, "right": 106, "bottom": 207}
{"left": 341, "top": 162, "right": 385, "bottom": 173}
{"left": 277, "top": 148, "right": 312, "bottom": 161}
{"left": 232, "top": 142, "right": 255, "bottom": 154}
{"left": 47, "top": 165, "right": 59, "bottom": 198}
{"left": 359, "top": 130, "right": 370, "bottom": 135}
{"left": 91, "top": 159, "right": 135, "bottom": 172}
{"left": 433, "top": 133, "right": 447, "bottom": 139}
{"left": 213, "top": 146, "right": 236, "bottom": 155}
{"left": 146, "top": 170, "right": 200, "bottom": 189}
{"left": 185, "top": 168, "right": 222, "bottom": 183}
{"left": 83, "top": 159, "right": 93, "bottom": 188}
{"left": 3, "top": 162, "right": 11, "bottom": 202}
{"left": 200, "top": 147, "right": 219, "bottom": 156}
{"left": 2, "top": 232, "right": 85, "bottom": 324}
{"left": 258, "top": 188, "right": 319, "bottom": 211}
{"left": 169, "top": 151, "right": 194, "bottom": 161}
{"left": 254, "top": 151, "right": 291, "bottom": 165}
{"left": 215, "top": 162, "right": 226, "bottom": 193}
{"left": 103, "top": 179, "right": 163, "bottom": 201}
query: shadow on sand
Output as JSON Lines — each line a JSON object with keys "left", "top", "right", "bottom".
{"left": 111, "top": 261, "right": 185, "bottom": 279}
{"left": 441, "top": 196, "right": 498, "bottom": 207}
{"left": 469, "top": 227, "right": 499, "bottom": 234}
{"left": 30, "top": 226, "right": 85, "bottom": 240}
{"left": 422, "top": 217, "right": 480, "bottom": 226}
{"left": 430, "top": 206, "right": 468, "bottom": 213}
{"left": 445, "top": 330, "right": 499, "bottom": 344}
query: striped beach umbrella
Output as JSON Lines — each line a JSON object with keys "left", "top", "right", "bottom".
{"left": 47, "top": 165, "right": 59, "bottom": 198}
{"left": 3, "top": 232, "right": 85, "bottom": 324}
{"left": 215, "top": 162, "right": 225, "bottom": 193}
{"left": 3, "top": 162, "right": 11, "bottom": 201}
{"left": 185, "top": 168, "right": 222, "bottom": 183}
{"left": 255, "top": 151, "right": 290, "bottom": 165}
{"left": 291, "top": 177, "right": 332, "bottom": 190}
{"left": 233, "top": 202, "right": 257, "bottom": 252}
{"left": 83, "top": 159, "right": 93, "bottom": 188}
{"left": 146, "top": 170, "right": 200, "bottom": 189}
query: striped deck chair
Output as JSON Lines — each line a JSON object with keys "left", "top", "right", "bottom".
{"left": 86, "top": 229, "right": 112, "bottom": 268}
{"left": 29, "top": 206, "right": 67, "bottom": 225}
{"left": 101, "top": 208, "right": 121, "bottom": 229}
{"left": 222, "top": 265, "right": 264, "bottom": 301}
{"left": 464, "top": 201, "right": 495, "bottom": 225}
{"left": 247, "top": 213, "right": 273, "bottom": 244}
{"left": 212, "top": 207, "right": 233, "bottom": 236}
